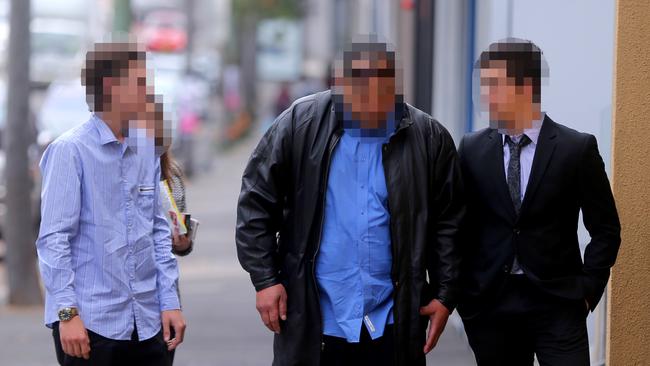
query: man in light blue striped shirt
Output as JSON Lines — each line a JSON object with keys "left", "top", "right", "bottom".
{"left": 36, "top": 42, "right": 185, "bottom": 366}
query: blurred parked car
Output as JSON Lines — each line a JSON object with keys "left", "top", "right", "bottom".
{"left": 36, "top": 79, "right": 90, "bottom": 149}
{"left": 30, "top": 18, "right": 86, "bottom": 88}
{"left": 136, "top": 9, "right": 187, "bottom": 52}
{"left": 191, "top": 50, "right": 222, "bottom": 94}
{"left": 0, "top": 1, "right": 9, "bottom": 73}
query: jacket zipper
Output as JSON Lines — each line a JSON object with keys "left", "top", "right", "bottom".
{"left": 312, "top": 130, "right": 342, "bottom": 357}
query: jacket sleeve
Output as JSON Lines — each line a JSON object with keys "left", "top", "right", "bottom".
{"left": 578, "top": 134, "right": 621, "bottom": 311}
{"left": 236, "top": 113, "right": 293, "bottom": 292}
{"left": 428, "top": 122, "right": 466, "bottom": 312}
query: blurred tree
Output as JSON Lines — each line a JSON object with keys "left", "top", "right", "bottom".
{"left": 233, "top": 0, "right": 305, "bottom": 19}
{"left": 4, "top": 0, "right": 42, "bottom": 305}
{"left": 113, "top": 0, "right": 132, "bottom": 33}
{"left": 229, "top": 0, "right": 305, "bottom": 121}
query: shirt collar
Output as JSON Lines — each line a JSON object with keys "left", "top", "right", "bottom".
{"left": 341, "top": 110, "right": 399, "bottom": 142}
{"left": 500, "top": 112, "right": 545, "bottom": 146}
{"left": 92, "top": 113, "right": 119, "bottom": 145}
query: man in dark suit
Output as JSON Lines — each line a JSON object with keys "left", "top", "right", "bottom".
{"left": 457, "top": 39, "right": 621, "bottom": 366}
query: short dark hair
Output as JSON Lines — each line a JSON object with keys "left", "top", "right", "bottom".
{"left": 477, "top": 39, "right": 543, "bottom": 103}
{"left": 332, "top": 35, "right": 397, "bottom": 79}
{"left": 342, "top": 40, "right": 396, "bottom": 78}
{"left": 81, "top": 42, "right": 146, "bottom": 112}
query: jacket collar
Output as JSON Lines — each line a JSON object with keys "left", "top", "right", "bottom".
{"left": 486, "top": 114, "right": 559, "bottom": 222}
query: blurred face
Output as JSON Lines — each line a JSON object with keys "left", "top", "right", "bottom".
{"left": 104, "top": 59, "right": 149, "bottom": 116}
{"left": 480, "top": 60, "right": 537, "bottom": 133}
{"left": 338, "top": 52, "right": 396, "bottom": 129}
{"left": 124, "top": 99, "right": 170, "bottom": 156}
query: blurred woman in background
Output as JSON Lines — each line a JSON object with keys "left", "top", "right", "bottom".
{"left": 161, "top": 149, "right": 193, "bottom": 256}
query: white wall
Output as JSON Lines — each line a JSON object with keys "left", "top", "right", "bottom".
{"left": 432, "top": 0, "right": 471, "bottom": 143}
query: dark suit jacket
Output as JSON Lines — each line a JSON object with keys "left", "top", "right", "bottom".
{"left": 457, "top": 115, "right": 621, "bottom": 319}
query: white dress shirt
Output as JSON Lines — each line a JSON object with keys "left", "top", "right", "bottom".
{"left": 499, "top": 114, "right": 544, "bottom": 274}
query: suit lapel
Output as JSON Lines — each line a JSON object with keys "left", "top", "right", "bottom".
{"left": 520, "top": 115, "right": 558, "bottom": 215}
{"left": 486, "top": 128, "right": 517, "bottom": 222}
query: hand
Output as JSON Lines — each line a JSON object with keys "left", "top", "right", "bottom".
{"left": 172, "top": 232, "right": 192, "bottom": 253}
{"left": 419, "top": 299, "right": 451, "bottom": 354}
{"left": 59, "top": 316, "right": 90, "bottom": 359}
{"left": 256, "top": 284, "right": 288, "bottom": 334}
{"left": 162, "top": 310, "right": 186, "bottom": 351}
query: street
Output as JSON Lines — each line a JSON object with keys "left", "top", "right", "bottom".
{"left": 0, "top": 133, "right": 475, "bottom": 365}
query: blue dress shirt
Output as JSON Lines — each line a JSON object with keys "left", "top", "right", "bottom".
{"left": 315, "top": 117, "right": 397, "bottom": 343}
{"left": 36, "top": 114, "right": 180, "bottom": 341}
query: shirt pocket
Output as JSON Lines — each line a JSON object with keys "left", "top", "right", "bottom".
{"left": 137, "top": 184, "right": 156, "bottom": 220}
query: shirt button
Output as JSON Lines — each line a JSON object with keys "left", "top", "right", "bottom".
{"left": 361, "top": 211, "right": 365, "bottom": 215}
{"left": 513, "top": 228, "right": 520, "bottom": 235}
{"left": 503, "top": 265, "right": 510, "bottom": 273}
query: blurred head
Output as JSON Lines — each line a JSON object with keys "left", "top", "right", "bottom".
{"left": 160, "top": 150, "right": 183, "bottom": 182}
{"left": 119, "top": 93, "right": 172, "bottom": 156}
{"left": 150, "top": 96, "right": 173, "bottom": 153}
{"left": 332, "top": 36, "right": 403, "bottom": 130}
{"left": 476, "top": 38, "right": 546, "bottom": 134}
{"left": 81, "top": 40, "right": 152, "bottom": 119}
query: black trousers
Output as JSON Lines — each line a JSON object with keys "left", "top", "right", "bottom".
{"left": 52, "top": 322, "right": 171, "bottom": 366}
{"left": 462, "top": 275, "right": 590, "bottom": 366}
{"left": 320, "top": 324, "right": 395, "bottom": 366}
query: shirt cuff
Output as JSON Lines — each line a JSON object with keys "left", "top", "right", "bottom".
{"left": 160, "top": 296, "right": 181, "bottom": 312}
{"left": 55, "top": 291, "right": 78, "bottom": 310}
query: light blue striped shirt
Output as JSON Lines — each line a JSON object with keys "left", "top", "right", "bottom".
{"left": 36, "top": 114, "right": 180, "bottom": 341}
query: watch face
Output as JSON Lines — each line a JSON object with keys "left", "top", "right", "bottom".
{"left": 58, "top": 309, "right": 69, "bottom": 321}
{"left": 58, "top": 308, "right": 75, "bottom": 321}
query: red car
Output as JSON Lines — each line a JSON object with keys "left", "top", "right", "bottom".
{"left": 136, "top": 9, "right": 187, "bottom": 52}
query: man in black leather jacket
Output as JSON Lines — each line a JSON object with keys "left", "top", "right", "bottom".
{"left": 236, "top": 39, "right": 465, "bottom": 366}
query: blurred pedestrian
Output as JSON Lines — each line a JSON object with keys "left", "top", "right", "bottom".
{"left": 36, "top": 41, "right": 185, "bottom": 366}
{"left": 160, "top": 149, "right": 191, "bottom": 366}
{"left": 457, "top": 39, "right": 621, "bottom": 366}
{"left": 236, "top": 36, "right": 465, "bottom": 366}
{"left": 151, "top": 98, "right": 197, "bottom": 365}
{"left": 161, "top": 150, "right": 193, "bottom": 255}
{"left": 154, "top": 100, "right": 194, "bottom": 257}
{"left": 274, "top": 82, "right": 292, "bottom": 118}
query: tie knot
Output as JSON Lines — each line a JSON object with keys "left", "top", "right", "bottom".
{"left": 505, "top": 134, "right": 531, "bottom": 149}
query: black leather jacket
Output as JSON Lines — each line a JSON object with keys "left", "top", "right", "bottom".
{"left": 236, "top": 91, "right": 465, "bottom": 366}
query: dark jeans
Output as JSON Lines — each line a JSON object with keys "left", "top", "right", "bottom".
{"left": 52, "top": 322, "right": 171, "bottom": 366}
{"left": 462, "top": 275, "right": 590, "bottom": 366}
{"left": 320, "top": 324, "right": 396, "bottom": 366}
